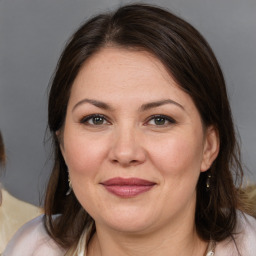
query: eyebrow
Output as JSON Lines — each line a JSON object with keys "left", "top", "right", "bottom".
{"left": 72, "top": 99, "right": 114, "bottom": 112}
{"left": 140, "top": 99, "right": 184, "bottom": 111}
{"left": 72, "top": 98, "right": 184, "bottom": 112}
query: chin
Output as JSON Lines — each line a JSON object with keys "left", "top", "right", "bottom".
{"left": 95, "top": 208, "right": 157, "bottom": 233}
{"left": 107, "top": 220, "right": 155, "bottom": 234}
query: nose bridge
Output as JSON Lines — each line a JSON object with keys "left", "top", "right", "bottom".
{"left": 110, "top": 121, "right": 145, "bottom": 165}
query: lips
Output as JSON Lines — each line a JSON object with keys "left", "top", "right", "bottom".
{"left": 100, "top": 177, "right": 156, "bottom": 198}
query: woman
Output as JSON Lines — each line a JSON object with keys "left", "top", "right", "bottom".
{"left": 4, "top": 4, "right": 256, "bottom": 256}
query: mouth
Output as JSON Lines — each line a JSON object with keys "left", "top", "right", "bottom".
{"left": 100, "top": 177, "right": 156, "bottom": 198}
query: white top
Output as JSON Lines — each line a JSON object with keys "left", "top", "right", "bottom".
{"left": 2, "top": 216, "right": 66, "bottom": 256}
{"left": 3, "top": 212, "right": 256, "bottom": 256}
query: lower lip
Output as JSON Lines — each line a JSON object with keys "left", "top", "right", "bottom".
{"left": 102, "top": 185, "right": 154, "bottom": 198}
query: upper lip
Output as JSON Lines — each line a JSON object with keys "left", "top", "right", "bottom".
{"left": 100, "top": 177, "right": 156, "bottom": 186}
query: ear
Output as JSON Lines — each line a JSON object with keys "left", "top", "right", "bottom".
{"left": 56, "top": 130, "right": 65, "bottom": 155}
{"left": 200, "top": 126, "right": 219, "bottom": 172}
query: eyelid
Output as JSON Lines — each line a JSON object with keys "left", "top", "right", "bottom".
{"left": 80, "top": 114, "right": 111, "bottom": 125}
{"left": 79, "top": 114, "right": 176, "bottom": 127}
{"left": 144, "top": 114, "right": 177, "bottom": 126}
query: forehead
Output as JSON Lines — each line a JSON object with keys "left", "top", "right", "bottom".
{"left": 80, "top": 47, "right": 171, "bottom": 80}
{"left": 68, "top": 47, "right": 195, "bottom": 111}
{"left": 72, "top": 47, "right": 176, "bottom": 91}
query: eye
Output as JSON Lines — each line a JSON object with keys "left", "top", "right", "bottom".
{"left": 80, "top": 114, "right": 110, "bottom": 126}
{"left": 146, "top": 115, "right": 176, "bottom": 126}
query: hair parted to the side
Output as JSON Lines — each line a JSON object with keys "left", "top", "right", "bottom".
{"left": 45, "top": 3, "right": 244, "bottom": 249}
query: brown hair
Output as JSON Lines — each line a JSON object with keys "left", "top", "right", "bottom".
{"left": 45, "top": 3, "right": 244, "bottom": 249}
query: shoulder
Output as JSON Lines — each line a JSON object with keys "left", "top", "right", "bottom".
{"left": 215, "top": 212, "right": 256, "bottom": 256}
{"left": 3, "top": 215, "right": 66, "bottom": 256}
{"left": 237, "top": 213, "right": 256, "bottom": 254}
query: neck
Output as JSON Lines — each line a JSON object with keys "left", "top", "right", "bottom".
{"left": 88, "top": 218, "right": 207, "bottom": 256}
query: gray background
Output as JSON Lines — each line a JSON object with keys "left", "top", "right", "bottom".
{"left": 1, "top": 0, "right": 255, "bottom": 206}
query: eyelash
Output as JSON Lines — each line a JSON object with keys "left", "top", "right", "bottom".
{"left": 80, "top": 114, "right": 110, "bottom": 126}
{"left": 79, "top": 114, "right": 176, "bottom": 127}
{"left": 145, "top": 115, "right": 176, "bottom": 126}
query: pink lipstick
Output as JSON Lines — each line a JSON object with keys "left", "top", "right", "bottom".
{"left": 100, "top": 177, "right": 156, "bottom": 198}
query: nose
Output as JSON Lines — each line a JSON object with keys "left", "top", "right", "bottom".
{"left": 108, "top": 125, "right": 146, "bottom": 167}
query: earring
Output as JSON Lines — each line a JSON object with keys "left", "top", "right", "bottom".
{"left": 206, "top": 173, "right": 211, "bottom": 191}
{"left": 66, "top": 173, "right": 72, "bottom": 196}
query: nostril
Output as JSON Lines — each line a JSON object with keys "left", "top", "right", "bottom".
{"left": 108, "top": 135, "right": 146, "bottom": 166}
{"left": 111, "top": 158, "right": 140, "bottom": 167}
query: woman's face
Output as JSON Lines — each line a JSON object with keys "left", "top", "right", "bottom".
{"left": 60, "top": 47, "right": 218, "bottom": 234}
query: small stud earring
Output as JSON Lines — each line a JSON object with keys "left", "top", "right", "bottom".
{"left": 66, "top": 174, "right": 72, "bottom": 196}
{"left": 206, "top": 173, "right": 211, "bottom": 191}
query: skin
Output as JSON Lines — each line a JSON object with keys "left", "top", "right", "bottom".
{"left": 60, "top": 47, "right": 219, "bottom": 256}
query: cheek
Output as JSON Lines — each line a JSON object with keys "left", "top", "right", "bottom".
{"left": 63, "top": 133, "right": 109, "bottom": 213}
{"left": 148, "top": 133, "right": 203, "bottom": 212}
{"left": 63, "top": 132, "right": 108, "bottom": 176}
{"left": 148, "top": 132, "right": 204, "bottom": 177}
